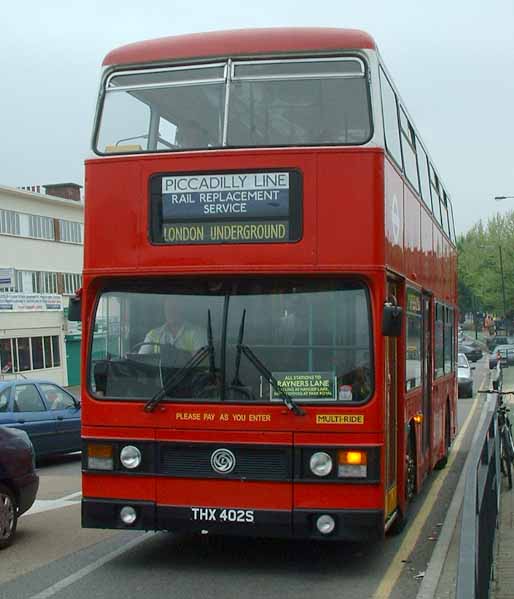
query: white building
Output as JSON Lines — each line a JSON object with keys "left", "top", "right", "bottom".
{"left": 0, "top": 183, "right": 84, "bottom": 386}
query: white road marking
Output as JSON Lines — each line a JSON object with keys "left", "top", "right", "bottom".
{"left": 29, "top": 533, "right": 152, "bottom": 599}
{"left": 23, "top": 491, "right": 82, "bottom": 516}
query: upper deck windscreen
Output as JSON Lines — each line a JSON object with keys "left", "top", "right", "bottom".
{"left": 95, "top": 57, "right": 372, "bottom": 154}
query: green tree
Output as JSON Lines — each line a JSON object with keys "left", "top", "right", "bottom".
{"left": 458, "top": 211, "right": 514, "bottom": 318}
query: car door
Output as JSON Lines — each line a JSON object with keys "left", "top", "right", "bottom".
{"left": 38, "top": 384, "right": 81, "bottom": 453}
{"left": 11, "top": 383, "right": 57, "bottom": 457}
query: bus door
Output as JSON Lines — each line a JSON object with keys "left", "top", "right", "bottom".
{"left": 421, "top": 293, "right": 432, "bottom": 461}
{"left": 384, "top": 280, "right": 399, "bottom": 518}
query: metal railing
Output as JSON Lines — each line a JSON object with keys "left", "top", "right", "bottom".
{"left": 456, "top": 393, "right": 499, "bottom": 599}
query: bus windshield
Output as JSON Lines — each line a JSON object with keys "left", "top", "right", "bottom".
{"left": 90, "top": 278, "right": 372, "bottom": 404}
{"left": 95, "top": 57, "right": 371, "bottom": 153}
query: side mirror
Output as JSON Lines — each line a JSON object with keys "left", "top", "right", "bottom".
{"left": 471, "top": 366, "right": 476, "bottom": 371}
{"left": 68, "top": 295, "right": 82, "bottom": 322}
{"left": 382, "top": 302, "right": 403, "bottom": 337}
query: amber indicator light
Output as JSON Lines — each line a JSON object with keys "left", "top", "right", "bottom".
{"left": 338, "top": 450, "right": 367, "bottom": 465}
{"left": 88, "top": 444, "right": 113, "bottom": 459}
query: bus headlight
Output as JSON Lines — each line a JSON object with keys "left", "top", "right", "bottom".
{"left": 309, "top": 452, "right": 333, "bottom": 477}
{"left": 316, "top": 514, "right": 336, "bottom": 535}
{"left": 120, "top": 506, "right": 137, "bottom": 525}
{"left": 120, "top": 445, "right": 142, "bottom": 469}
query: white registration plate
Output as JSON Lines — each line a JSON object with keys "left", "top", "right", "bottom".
{"left": 191, "top": 507, "right": 255, "bottom": 523}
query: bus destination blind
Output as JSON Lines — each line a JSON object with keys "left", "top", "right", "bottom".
{"left": 152, "top": 170, "right": 301, "bottom": 244}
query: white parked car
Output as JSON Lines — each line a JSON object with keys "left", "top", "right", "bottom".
{"left": 457, "top": 352, "right": 474, "bottom": 398}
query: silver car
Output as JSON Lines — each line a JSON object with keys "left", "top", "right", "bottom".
{"left": 458, "top": 353, "right": 474, "bottom": 398}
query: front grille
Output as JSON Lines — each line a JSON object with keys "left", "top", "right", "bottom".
{"left": 158, "top": 443, "right": 292, "bottom": 481}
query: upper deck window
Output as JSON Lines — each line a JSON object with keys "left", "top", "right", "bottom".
{"left": 98, "top": 65, "right": 226, "bottom": 153}
{"left": 227, "top": 58, "right": 371, "bottom": 147}
{"left": 94, "top": 57, "right": 372, "bottom": 154}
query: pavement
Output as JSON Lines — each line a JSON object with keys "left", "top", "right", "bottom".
{"left": 419, "top": 348, "right": 514, "bottom": 599}
{"left": 494, "top": 476, "right": 514, "bottom": 599}
{"left": 491, "top": 364, "right": 514, "bottom": 599}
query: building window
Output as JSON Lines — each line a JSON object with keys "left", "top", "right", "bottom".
{"left": 0, "top": 335, "right": 62, "bottom": 373}
{"left": 16, "top": 338, "right": 31, "bottom": 371}
{"left": 41, "top": 271, "right": 58, "bottom": 294}
{"left": 29, "top": 214, "right": 55, "bottom": 240}
{"left": 15, "top": 270, "right": 58, "bottom": 294}
{"left": 32, "top": 337, "right": 44, "bottom": 370}
{"left": 0, "top": 339, "right": 13, "bottom": 373}
{"left": 0, "top": 209, "right": 20, "bottom": 235}
{"left": 63, "top": 273, "right": 82, "bottom": 295}
{"left": 43, "top": 336, "right": 52, "bottom": 368}
{"left": 52, "top": 336, "right": 61, "bottom": 367}
{"left": 0, "top": 209, "right": 82, "bottom": 244}
{"left": 59, "top": 220, "right": 83, "bottom": 244}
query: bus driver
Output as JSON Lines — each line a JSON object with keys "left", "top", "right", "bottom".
{"left": 139, "top": 295, "right": 207, "bottom": 357}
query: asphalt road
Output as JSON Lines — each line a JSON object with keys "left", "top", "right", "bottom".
{"left": 0, "top": 357, "right": 489, "bottom": 599}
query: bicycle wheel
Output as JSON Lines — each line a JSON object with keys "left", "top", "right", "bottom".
{"left": 507, "top": 428, "right": 514, "bottom": 460}
{"left": 501, "top": 431, "right": 513, "bottom": 490}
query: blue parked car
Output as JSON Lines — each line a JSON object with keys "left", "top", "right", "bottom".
{"left": 0, "top": 380, "right": 81, "bottom": 458}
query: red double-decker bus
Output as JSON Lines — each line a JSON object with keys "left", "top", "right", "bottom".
{"left": 77, "top": 28, "right": 458, "bottom": 541}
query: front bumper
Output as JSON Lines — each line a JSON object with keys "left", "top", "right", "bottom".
{"left": 82, "top": 498, "right": 384, "bottom": 541}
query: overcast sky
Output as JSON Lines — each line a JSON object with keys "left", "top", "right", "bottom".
{"left": 2, "top": 0, "right": 513, "bottom": 234}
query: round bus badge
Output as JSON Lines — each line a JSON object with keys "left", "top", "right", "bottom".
{"left": 210, "top": 448, "right": 236, "bottom": 474}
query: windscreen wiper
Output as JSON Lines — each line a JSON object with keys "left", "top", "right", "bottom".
{"left": 206, "top": 310, "right": 217, "bottom": 385}
{"left": 227, "top": 309, "right": 256, "bottom": 401}
{"left": 234, "top": 310, "right": 305, "bottom": 416}
{"left": 144, "top": 310, "right": 216, "bottom": 412}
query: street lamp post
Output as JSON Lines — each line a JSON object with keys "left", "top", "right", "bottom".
{"left": 490, "top": 195, "right": 512, "bottom": 328}
{"left": 499, "top": 245, "right": 507, "bottom": 324}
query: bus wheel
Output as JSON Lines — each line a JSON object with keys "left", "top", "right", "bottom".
{"left": 389, "top": 428, "right": 416, "bottom": 535}
{"left": 435, "top": 404, "right": 451, "bottom": 470}
{"left": 405, "top": 430, "right": 416, "bottom": 502}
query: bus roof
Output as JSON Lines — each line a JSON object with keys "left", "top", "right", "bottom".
{"left": 102, "top": 28, "right": 376, "bottom": 67}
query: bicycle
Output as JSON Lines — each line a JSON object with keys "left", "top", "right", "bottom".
{"left": 479, "top": 389, "right": 514, "bottom": 489}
